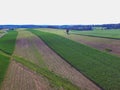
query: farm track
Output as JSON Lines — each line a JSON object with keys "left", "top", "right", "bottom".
{"left": 0, "top": 60, "right": 51, "bottom": 90}
{"left": 22, "top": 31, "right": 101, "bottom": 90}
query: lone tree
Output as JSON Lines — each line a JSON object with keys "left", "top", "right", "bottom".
{"left": 66, "top": 28, "right": 69, "bottom": 35}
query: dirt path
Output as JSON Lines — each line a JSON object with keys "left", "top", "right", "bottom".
{"left": 0, "top": 60, "right": 51, "bottom": 90}
{"left": 20, "top": 30, "right": 101, "bottom": 90}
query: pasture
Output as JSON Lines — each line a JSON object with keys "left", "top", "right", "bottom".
{"left": 71, "top": 29, "right": 120, "bottom": 39}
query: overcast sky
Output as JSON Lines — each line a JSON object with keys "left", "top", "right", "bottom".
{"left": 0, "top": 0, "right": 120, "bottom": 25}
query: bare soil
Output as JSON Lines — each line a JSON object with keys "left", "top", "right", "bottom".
{"left": 0, "top": 60, "right": 51, "bottom": 90}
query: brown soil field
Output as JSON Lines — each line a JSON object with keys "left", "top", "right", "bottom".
{"left": 40, "top": 29, "right": 120, "bottom": 56}
{"left": 17, "top": 30, "right": 100, "bottom": 90}
{"left": 0, "top": 60, "right": 51, "bottom": 90}
{"left": 14, "top": 30, "right": 46, "bottom": 67}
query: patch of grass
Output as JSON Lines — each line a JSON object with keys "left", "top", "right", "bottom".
{"left": 0, "top": 54, "right": 10, "bottom": 87}
{"left": 14, "top": 55, "right": 79, "bottom": 90}
{"left": 71, "top": 29, "right": 120, "bottom": 39}
{"left": 0, "top": 31, "right": 18, "bottom": 55}
{"left": 30, "top": 29, "right": 120, "bottom": 90}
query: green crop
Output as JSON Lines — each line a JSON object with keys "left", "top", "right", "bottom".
{"left": 31, "top": 29, "right": 120, "bottom": 90}
{"left": 0, "top": 31, "right": 18, "bottom": 54}
{"left": 71, "top": 29, "right": 120, "bottom": 39}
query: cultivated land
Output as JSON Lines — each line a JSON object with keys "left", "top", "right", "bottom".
{"left": 31, "top": 29, "right": 120, "bottom": 90}
{"left": 1, "top": 60, "right": 51, "bottom": 90}
{"left": 14, "top": 30, "right": 100, "bottom": 90}
{"left": 1, "top": 30, "right": 80, "bottom": 90}
{"left": 71, "top": 29, "right": 120, "bottom": 39}
{"left": 0, "top": 31, "right": 17, "bottom": 87}
{"left": 0, "top": 31, "right": 18, "bottom": 54}
{"left": 1, "top": 28, "right": 120, "bottom": 90}
{"left": 40, "top": 29, "right": 120, "bottom": 56}
{"left": 0, "top": 54, "right": 10, "bottom": 87}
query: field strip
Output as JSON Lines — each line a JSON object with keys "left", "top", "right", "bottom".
{"left": 0, "top": 60, "right": 51, "bottom": 90}
{"left": 14, "top": 30, "right": 46, "bottom": 67}
{"left": 26, "top": 30, "right": 101, "bottom": 90}
{"left": 39, "top": 29, "right": 120, "bottom": 56}
{"left": 13, "top": 30, "right": 80, "bottom": 90}
{"left": 32, "top": 29, "right": 120, "bottom": 90}
{"left": 71, "top": 33, "right": 120, "bottom": 40}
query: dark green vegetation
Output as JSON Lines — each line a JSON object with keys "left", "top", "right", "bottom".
{"left": 0, "top": 53, "right": 10, "bottom": 87}
{"left": 71, "top": 29, "right": 120, "bottom": 39}
{"left": 31, "top": 30, "right": 120, "bottom": 90}
{"left": 0, "top": 31, "right": 17, "bottom": 87}
{"left": 13, "top": 55, "right": 79, "bottom": 90}
{"left": 0, "top": 31, "right": 18, "bottom": 54}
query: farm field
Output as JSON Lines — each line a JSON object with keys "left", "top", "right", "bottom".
{"left": 71, "top": 29, "right": 120, "bottom": 39}
{"left": 0, "top": 30, "right": 80, "bottom": 90}
{"left": 0, "top": 53, "right": 10, "bottom": 87}
{"left": 14, "top": 30, "right": 100, "bottom": 90}
{"left": 31, "top": 29, "right": 120, "bottom": 90}
{"left": 0, "top": 31, "right": 18, "bottom": 54}
{"left": 39, "top": 28, "right": 120, "bottom": 56}
{"left": 0, "top": 30, "right": 18, "bottom": 88}
{"left": 1, "top": 28, "right": 120, "bottom": 90}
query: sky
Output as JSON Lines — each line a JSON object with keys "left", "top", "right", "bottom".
{"left": 0, "top": 0, "right": 120, "bottom": 25}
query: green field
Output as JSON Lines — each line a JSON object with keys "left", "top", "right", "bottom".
{"left": 0, "top": 54, "right": 10, "bottom": 87}
{"left": 31, "top": 29, "right": 120, "bottom": 90}
{"left": 0, "top": 31, "right": 18, "bottom": 54}
{"left": 71, "top": 29, "right": 120, "bottom": 39}
{"left": 0, "top": 30, "right": 18, "bottom": 87}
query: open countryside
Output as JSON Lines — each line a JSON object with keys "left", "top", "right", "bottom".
{"left": 0, "top": 27, "right": 120, "bottom": 90}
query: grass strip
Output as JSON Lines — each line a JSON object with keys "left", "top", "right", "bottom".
{"left": 71, "top": 29, "right": 120, "bottom": 39}
{"left": 0, "top": 31, "right": 18, "bottom": 55}
{"left": 0, "top": 54, "right": 10, "bottom": 87}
